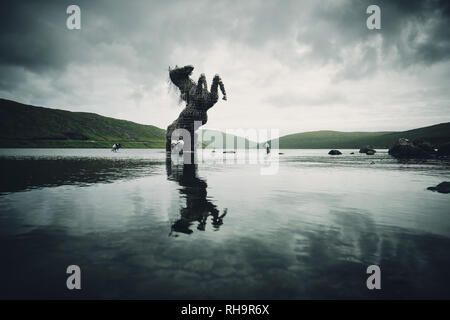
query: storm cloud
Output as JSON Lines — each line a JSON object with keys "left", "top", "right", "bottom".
{"left": 0, "top": 0, "right": 449, "bottom": 135}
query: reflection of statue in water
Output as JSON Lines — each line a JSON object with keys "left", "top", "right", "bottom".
{"left": 166, "top": 158, "right": 227, "bottom": 235}
{"left": 166, "top": 65, "right": 227, "bottom": 153}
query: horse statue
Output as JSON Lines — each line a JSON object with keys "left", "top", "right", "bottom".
{"left": 166, "top": 65, "right": 227, "bottom": 154}
{"left": 166, "top": 159, "right": 228, "bottom": 235}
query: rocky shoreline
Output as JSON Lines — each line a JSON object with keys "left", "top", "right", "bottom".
{"left": 388, "top": 138, "right": 450, "bottom": 159}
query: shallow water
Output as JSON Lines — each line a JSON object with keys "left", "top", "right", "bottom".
{"left": 0, "top": 148, "right": 449, "bottom": 299}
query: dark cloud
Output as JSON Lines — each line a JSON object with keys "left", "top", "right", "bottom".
{"left": 378, "top": 0, "right": 450, "bottom": 66}
{"left": 0, "top": 0, "right": 449, "bottom": 132}
{"left": 1, "top": 0, "right": 449, "bottom": 83}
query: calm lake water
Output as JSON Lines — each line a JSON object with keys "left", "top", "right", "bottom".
{"left": 0, "top": 148, "right": 449, "bottom": 299}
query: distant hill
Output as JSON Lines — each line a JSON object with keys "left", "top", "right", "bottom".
{"left": 1, "top": 98, "right": 449, "bottom": 149}
{"left": 199, "top": 129, "right": 258, "bottom": 149}
{"left": 271, "top": 123, "right": 450, "bottom": 149}
{"left": 0, "top": 98, "right": 259, "bottom": 149}
{"left": 0, "top": 99, "right": 166, "bottom": 148}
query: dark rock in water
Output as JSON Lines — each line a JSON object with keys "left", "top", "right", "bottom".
{"left": 223, "top": 150, "right": 236, "bottom": 154}
{"left": 366, "top": 150, "right": 375, "bottom": 155}
{"left": 359, "top": 145, "right": 376, "bottom": 154}
{"left": 278, "top": 152, "right": 284, "bottom": 155}
{"left": 389, "top": 144, "right": 428, "bottom": 158}
{"left": 350, "top": 152, "right": 355, "bottom": 154}
{"left": 388, "top": 138, "right": 435, "bottom": 159}
{"left": 328, "top": 149, "right": 342, "bottom": 155}
{"left": 413, "top": 139, "right": 436, "bottom": 154}
{"left": 427, "top": 181, "right": 450, "bottom": 194}
{"left": 437, "top": 143, "right": 450, "bottom": 157}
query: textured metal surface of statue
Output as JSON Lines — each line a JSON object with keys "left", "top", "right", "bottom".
{"left": 166, "top": 65, "right": 227, "bottom": 153}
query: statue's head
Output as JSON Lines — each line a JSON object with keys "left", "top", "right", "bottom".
{"left": 169, "top": 65, "right": 194, "bottom": 83}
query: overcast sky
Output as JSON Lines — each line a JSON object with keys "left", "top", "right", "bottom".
{"left": 1, "top": 0, "right": 449, "bottom": 137}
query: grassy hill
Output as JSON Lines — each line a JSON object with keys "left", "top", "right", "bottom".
{"left": 364, "top": 123, "right": 450, "bottom": 147}
{"left": 199, "top": 129, "right": 258, "bottom": 149}
{"left": 275, "top": 131, "right": 393, "bottom": 149}
{"left": 272, "top": 123, "right": 450, "bottom": 149}
{"left": 0, "top": 99, "right": 166, "bottom": 148}
{"left": 1, "top": 98, "right": 449, "bottom": 149}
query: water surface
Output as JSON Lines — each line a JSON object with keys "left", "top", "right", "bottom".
{"left": 0, "top": 148, "right": 449, "bottom": 299}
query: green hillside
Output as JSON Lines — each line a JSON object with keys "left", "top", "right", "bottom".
{"left": 365, "top": 123, "right": 450, "bottom": 147}
{"left": 276, "top": 131, "right": 392, "bottom": 149}
{"left": 273, "top": 123, "right": 450, "bottom": 149}
{"left": 0, "top": 99, "right": 166, "bottom": 148}
{"left": 199, "top": 129, "right": 258, "bottom": 149}
{"left": 1, "top": 98, "right": 449, "bottom": 149}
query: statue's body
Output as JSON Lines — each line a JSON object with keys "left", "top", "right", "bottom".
{"left": 167, "top": 65, "right": 226, "bottom": 153}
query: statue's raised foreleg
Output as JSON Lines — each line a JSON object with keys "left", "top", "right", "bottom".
{"left": 219, "top": 78, "right": 226, "bottom": 100}
{"left": 210, "top": 75, "right": 227, "bottom": 102}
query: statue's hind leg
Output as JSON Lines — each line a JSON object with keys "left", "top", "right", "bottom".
{"left": 166, "top": 133, "right": 172, "bottom": 152}
{"left": 166, "top": 122, "right": 175, "bottom": 152}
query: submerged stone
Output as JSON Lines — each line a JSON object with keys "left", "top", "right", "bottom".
{"left": 427, "top": 181, "right": 450, "bottom": 194}
{"left": 328, "top": 149, "right": 342, "bottom": 155}
{"left": 359, "top": 146, "right": 376, "bottom": 154}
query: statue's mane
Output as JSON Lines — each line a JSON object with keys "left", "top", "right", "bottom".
{"left": 168, "top": 65, "right": 196, "bottom": 105}
{"left": 167, "top": 66, "right": 185, "bottom": 105}
{"left": 167, "top": 76, "right": 185, "bottom": 106}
